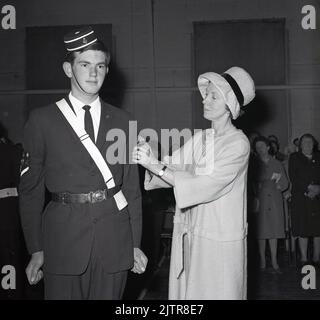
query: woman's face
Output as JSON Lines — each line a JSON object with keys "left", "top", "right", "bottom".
{"left": 301, "top": 137, "right": 314, "bottom": 156}
{"left": 255, "top": 141, "right": 270, "bottom": 158}
{"left": 202, "top": 83, "right": 229, "bottom": 121}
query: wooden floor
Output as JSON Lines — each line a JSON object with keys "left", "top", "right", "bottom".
{"left": 141, "top": 240, "right": 320, "bottom": 300}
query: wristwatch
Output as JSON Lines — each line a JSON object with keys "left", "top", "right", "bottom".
{"left": 158, "top": 165, "right": 167, "bottom": 177}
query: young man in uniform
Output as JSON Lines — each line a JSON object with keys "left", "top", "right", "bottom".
{"left": 19, "top": 26, "right": 147, "bottom": 300}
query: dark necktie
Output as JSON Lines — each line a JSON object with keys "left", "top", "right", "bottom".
{"left": 82, "top": 105, "right": 95, "bottom": 142}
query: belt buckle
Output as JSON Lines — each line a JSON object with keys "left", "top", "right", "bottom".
{"left": 90, "top": 190, "right": 105, "bottom": 203}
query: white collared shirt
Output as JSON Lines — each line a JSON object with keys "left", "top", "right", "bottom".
{"left": 68, "top": 92, "right": 101, "bottom": 142}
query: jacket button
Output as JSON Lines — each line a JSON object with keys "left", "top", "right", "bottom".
{"left": 93, "top": 218, "right": 98, "bottom": 224}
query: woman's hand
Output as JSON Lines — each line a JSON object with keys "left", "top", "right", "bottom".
{"left": 132, "top": 136, "right": 158, "bottom": 169}
{"left": 132, "top": 136, "right": 174, "bottom": 186}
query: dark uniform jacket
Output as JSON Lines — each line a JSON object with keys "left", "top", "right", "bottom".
{"left": 0, "top": 142, "right": 25, "bottom": 299}
{"left": 0, "top": 142, "right": 21, "bottom": 230}
{"left": 19, "top": 98, "right": 142, "bottom": 275}
{"left": 0, "top": 142, "right": 21, "bottom": 189}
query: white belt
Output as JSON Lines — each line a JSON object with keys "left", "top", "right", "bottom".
{"left": 0, "top": 187, "right": 18, "bottom": 199}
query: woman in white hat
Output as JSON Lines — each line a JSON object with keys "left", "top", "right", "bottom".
{"left": 133, "top": 67, "right": 255, "bottom": 300}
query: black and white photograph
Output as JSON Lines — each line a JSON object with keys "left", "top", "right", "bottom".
{"left": 0, "top": 0, "right": 320, "bottom": 307}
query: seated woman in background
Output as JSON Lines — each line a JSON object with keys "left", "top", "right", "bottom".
{"left": 253, "top": 136, "right": 289, "bottom": 272}
{"left": 289, "top": 133, "right": 320, "bottom": 265}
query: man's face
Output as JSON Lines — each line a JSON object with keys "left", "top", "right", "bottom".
{"left": 69, "top": 49, "right": 108, "bottom": 96}
{"left": 202, "top": 83, "right": 228, "bottom": 121}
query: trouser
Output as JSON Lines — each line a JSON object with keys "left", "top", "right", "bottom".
{"left": 44, "top": 268, "right": 127, "bottom": 300}
{"left": 44, "top": 233, "right": 128, "bottom": 300}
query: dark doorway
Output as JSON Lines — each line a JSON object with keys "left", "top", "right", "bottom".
{"left": 193, "top": 19, "right": 288, "bottom": 146}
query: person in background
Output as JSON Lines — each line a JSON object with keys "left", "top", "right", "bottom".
{"left": 253, "top": 136, "right": 288, "bottom": 273}
{"left": 247, "top": 131, "right": 261, "bottom": 229}
{"left": 268, "top": 134, "right": 279, "bottom": 144}
{"left": 289, "top": 133, "right": 320, "bottom": 265}
{"left": 293, "top": 138, "right": 300, "bottom": 153}
{"left": 268, "top": 135, "right": 286, "bottom": 162}
{"left": 249, "top": 131, "right": 261, "bottom": 152}
{"left": 0, "top": 123, "right": 25, "bottom": 299}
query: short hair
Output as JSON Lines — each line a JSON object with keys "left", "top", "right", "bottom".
{"left": 293, "top": 137, "right": 299, "bottom": 146}
{"left": 253, "top": 136, "right": 271, "bottom": 153}
{"left": 268, "top": 134, "right": 279, "bottom": 143}
{"left": 248, "top": 131, "right": 261, "bottom": 145}
{"left": 299, "top": 133, "right": 319, "bottom": 152}
{"left": 64, "top": 40, "right": 111, "bottom": 65}
{"left": 269, "top": 140, "right": 280, "bottom": 156}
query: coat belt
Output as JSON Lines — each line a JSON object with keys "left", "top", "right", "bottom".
{"left": 175, "top": 227, "right": 191, "bottom": 279}
{"left": 173, "top": 218, "right": 248, "bottom": 279}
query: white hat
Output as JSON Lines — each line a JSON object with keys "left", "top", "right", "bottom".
{"left": 198, "top": 66, "right": 255, "bottom": 119}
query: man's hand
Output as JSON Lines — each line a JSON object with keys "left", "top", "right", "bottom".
{"left": 131, "top": 248, "right": 148, "bottom": 274}
{"left": 26, "top": 251, "right": 44, "bottom": 285}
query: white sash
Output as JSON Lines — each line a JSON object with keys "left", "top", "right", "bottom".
{"left": 56, "top": 98, "right": 128, "bottom": 211}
